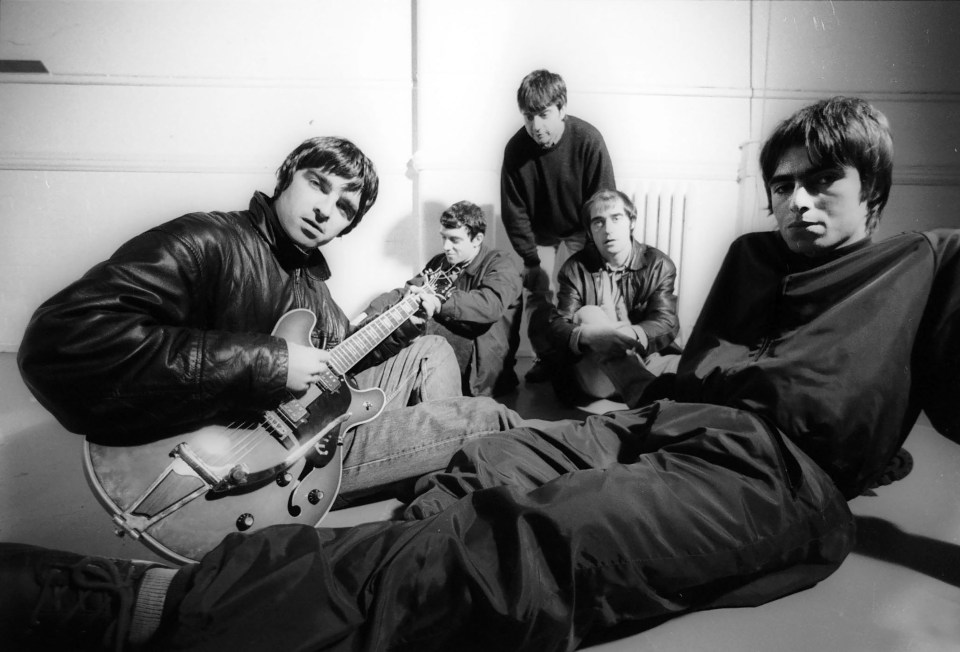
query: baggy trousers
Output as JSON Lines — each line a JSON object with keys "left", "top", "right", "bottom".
{"left": 156, "top": 400, "right": 855, "bottom": 652}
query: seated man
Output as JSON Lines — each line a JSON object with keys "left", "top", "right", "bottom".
{"left": 5, "top": 98, "right": 960, "bottom": 652}
{"left": 547, "top": 188, "right": 682, "bottom": 405}
{"left": 15, "top": 136, "right": 521, "bottom": 504}
{"left": 365, "top": 201, "right": 523, "bottom": 397}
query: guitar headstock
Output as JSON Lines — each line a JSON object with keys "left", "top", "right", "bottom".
{"left": 421, "top": 264, "right": 464, "bottom": 300}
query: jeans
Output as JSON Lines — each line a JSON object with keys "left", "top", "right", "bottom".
{"left": 341, "top": 335, "right": 523, "bottom": 496}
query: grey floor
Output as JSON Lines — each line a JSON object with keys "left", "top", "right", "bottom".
{"left": 2, "top": 352, "right": 959, "bottom": 651}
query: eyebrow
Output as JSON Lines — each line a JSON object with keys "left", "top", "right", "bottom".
{"left": 768, "top": 165, "right": 837, "bottom": 187}
{"left": 591, "top": 211, "right": 625, "bottom": 219}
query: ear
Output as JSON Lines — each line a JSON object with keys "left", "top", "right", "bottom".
{"left": 473, "top": 232, "right": 485, "bottom": 245}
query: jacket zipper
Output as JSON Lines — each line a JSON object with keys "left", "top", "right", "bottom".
{"left": 293, "top": 268, "right": 304, "bottom": 307}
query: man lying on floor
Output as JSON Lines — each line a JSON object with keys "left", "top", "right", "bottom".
{"left": 3, "top": 96, "right": 959, "bottom": 652}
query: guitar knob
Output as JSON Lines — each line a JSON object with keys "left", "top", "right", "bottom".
{"left": 307, "top": 489, "right": 324, "bottom": 505}
{"left": 276, "top": 472, "right": 293, "bottom": 487}
{"left": 236, "top": 513, "right": 255, "bottom": 531}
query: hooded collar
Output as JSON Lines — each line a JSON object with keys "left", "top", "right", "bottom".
{"left": 248, "top": 191, "right": 332, "bottom": 280}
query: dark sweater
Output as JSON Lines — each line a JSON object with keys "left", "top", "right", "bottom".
{"left": 500, "top": 115, "right": 616, "bottom": 266}
{"left": 674, "top": 230, "right": 960, "bottom": 498}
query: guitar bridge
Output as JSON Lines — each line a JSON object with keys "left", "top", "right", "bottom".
{"left": 263, "top": 410, "right": 297, "bottom": 449}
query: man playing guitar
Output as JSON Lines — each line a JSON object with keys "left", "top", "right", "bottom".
{"left": 17, "top": 136, "right": 522, "bottom": 562}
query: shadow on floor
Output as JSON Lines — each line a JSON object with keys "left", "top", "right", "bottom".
{"left": 854, "top": 515, "right": 960, "bottom": 588}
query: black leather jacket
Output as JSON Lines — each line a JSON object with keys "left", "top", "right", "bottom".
{"left": 548, "top": 240, "right": 681, "bottom": 357}
{"left": 17, "top": 192, "right": 416, "bottom": 443}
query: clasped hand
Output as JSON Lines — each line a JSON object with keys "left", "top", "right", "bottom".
{"left": 579, "top": 322, "right": 639, "bottom": 359}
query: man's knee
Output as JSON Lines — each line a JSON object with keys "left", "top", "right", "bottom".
{"left": 411, "top": 334, "right": 456, "bottom": 360}
{"left": 574, "top": 304, "right": 612, "bottom": 326}
{"left": 458, "top": 395, "right": 524, "bottom": 430}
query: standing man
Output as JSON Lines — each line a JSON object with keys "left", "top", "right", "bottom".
{"left": 548, "top": 189, "right": 681, "bottom": 406}
{"left": 16, "top": 136, "right": 521, "bottom": 503}
{"left": 365, "top": 201, "right": 523, "bottom": 397}
{"left": 501, "top": 69, "right": 616, "bottom": 382}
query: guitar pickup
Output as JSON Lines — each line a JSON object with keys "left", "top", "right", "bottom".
{"left": 278, "top": 398, "right": 309, "bottom": 425}
{"left": 316, "top": 366, "right": 341, "bottom": 393}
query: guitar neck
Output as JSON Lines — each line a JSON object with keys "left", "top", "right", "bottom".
{"left": 327, "top": 295, "right": 421, "bottom": 374}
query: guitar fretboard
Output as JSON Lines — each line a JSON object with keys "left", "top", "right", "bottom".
{"left": 327, "top": 295, "right": 421, "bottom": 374}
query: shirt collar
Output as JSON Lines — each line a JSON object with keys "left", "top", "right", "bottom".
{"left": 596, "top": 239, "right": 646, "bottom": 273}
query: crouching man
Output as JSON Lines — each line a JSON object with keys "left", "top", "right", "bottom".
{"left": 547, "top": 189, "right": 682, "bottom": 406}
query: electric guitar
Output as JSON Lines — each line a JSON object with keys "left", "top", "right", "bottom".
{"left": 83, "top": 265, "right": 462, "bottom": 564}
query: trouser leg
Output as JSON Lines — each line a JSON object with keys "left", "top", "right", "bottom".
{"left": 523, "top": 252, "right": 556, "bottom": 358}
{"left": 570, "top": 305, "right": 680, "bottom": 407}
{"left": 157, "top": 401, "right": 853, "bottom": 652}
{"left": 353, "top": 334, "right": 462, "bottom": 410}
{"left": 338, "top": 396, "right": 523, "bottom": 496}
{"left": 526, "top": 236, "right": 586, "bottom": 359}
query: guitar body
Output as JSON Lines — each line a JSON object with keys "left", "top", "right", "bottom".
{"left": 83, "top": 309, "right": 385, "bottom": 564}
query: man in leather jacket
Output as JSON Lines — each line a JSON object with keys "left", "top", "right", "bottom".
{"left": 16, "top": 136, "right": 522, "bottom": 500}
{"left": 366, "top": 201, "right": 523, "bottom": 397}
{"left": 547, "top": 189, "right": 682, "bottom": 406}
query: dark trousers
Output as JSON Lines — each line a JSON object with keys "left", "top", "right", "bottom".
{"left": 157, "top": 401, "right": 854, "bottom": 652}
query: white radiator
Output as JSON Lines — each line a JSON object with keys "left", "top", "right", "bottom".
{"left": 623, "top": 182, "right": 689, "bottom": 295}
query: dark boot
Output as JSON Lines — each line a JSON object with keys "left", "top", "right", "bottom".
{"left": 0, "top": 542, "right": 172, "bottom": 652}
{"left": 524, "top": 357, "right": 556, "bottom": 383}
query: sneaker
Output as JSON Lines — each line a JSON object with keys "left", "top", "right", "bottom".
{"left": 870, "top": 448, "right": 914, "bottom": 488}
{"left": 0, "top": 542, "right": 169, "bottom": 652}
{"left": 524, "top": 358, "right": 554, "bottom": 383}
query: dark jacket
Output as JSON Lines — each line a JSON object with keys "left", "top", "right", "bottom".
{"left": 500, "top": 115, "right": 616, "bottom": 266}
{"left": 17, "top": 192, "right": 417, "bottom": 443}
{"left": 548, "top": 240, "right": 681, "bottom": 358}
{"left": 366, "top": 243, "right": 523, "bottom": 397}
{"left": 674, "top": 230, "right": 960, "bottom": 498}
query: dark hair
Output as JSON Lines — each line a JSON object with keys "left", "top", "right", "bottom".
{"left": 581, "top": 189, "right": 637, "bottom": 230}
{"left": 273, "top": 136, "right": 379, "bottom": 236}
{"left": 759, "top": 96, "right": 893, "bottom": 233}
{"left": 440, "top": 201, "right": 487, "bottom": 239}
{"left": 517, "top": 69, "right": 567, "bottom": 114}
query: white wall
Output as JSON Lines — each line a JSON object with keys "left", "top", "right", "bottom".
{"left": 0, "top": 0, "right": 415, "bottom": 349}
{"left": 741, "top": 1, "right": 960, "bottom": 240}
{"left": 414, "top": 0, "right": 750, "bottom": 339}
{"left": 2, "top": 0, "right": 959, "bottom": 349}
